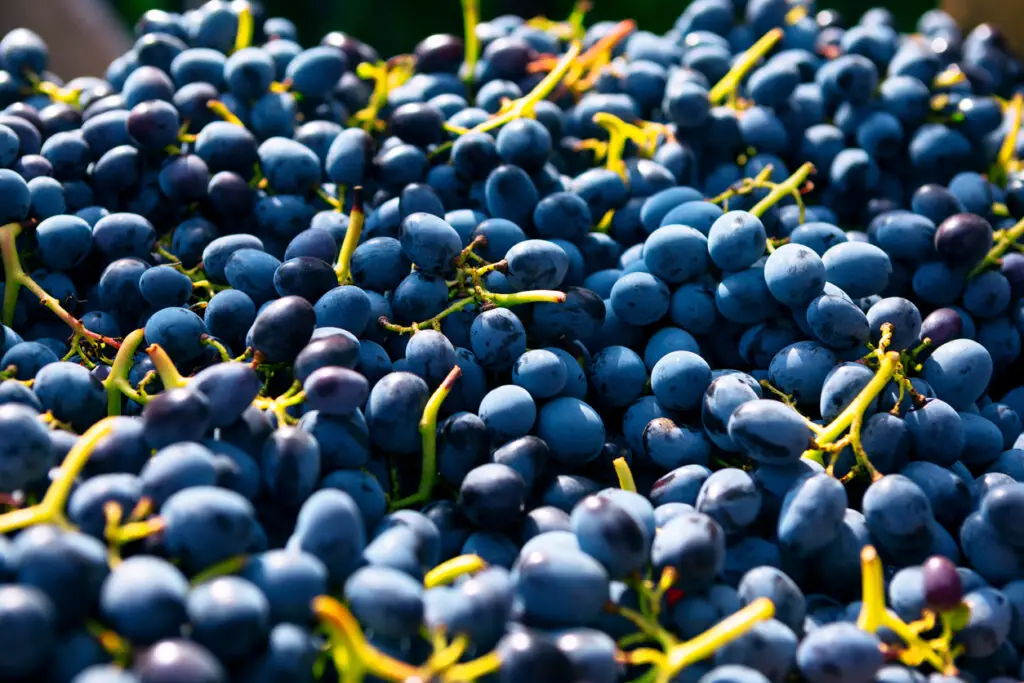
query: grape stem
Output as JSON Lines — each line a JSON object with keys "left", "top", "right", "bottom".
{"left": 0, "top": 222, "right": 122, "bottom": 349}
{"left": 431, "top": 39, "right": 583, "bottom": 157}
{"left": 231, "top": 1, "right": 255, "bottom": 53}
{"left": 334, "top": 187, "right": 365, "bottom": 285}
{"left": 103, "top": 329, "right": 146, "bottom": 416}
{"left": 424, "top": 554, "right": 488, "bottom": 588}
{"left": 145, "top": 344, "right": 189, "bottom": 389}
{"left": 708, "top": 28, "right": 784, "bottom": 104}
{"left": 314, "top": 596, "right": 420, "bottom": 683}
{"left": 380, "top": 288, "right": 565, "bottom": 335}
{"left": 856, "top": 546, "right": 956, "bottom": 674}
{"left": 390, "top": 365, "right": 462, "bottom": 510}
{"left": 461, "top": 0, "right": 481, "bottom": 86}
{"left": 656, "top": 598, "right": 775, "bottom": 683}
{"left": 0, "top": 416, "right": 120, "bottom": 535}
{"left": 748, "top": 163, "right": 815, "bottom": 219}
{"left": 804, "top": 351, "right": 901, "bottom": 479}
{"left": 614, "top": 456, "right": 637, "bottom": 492}
{"left": 990, "top": 92, "right": 1023, "bottom": 187}
{"left": 968, "top": 214, "right": 1024, "bottom": 277}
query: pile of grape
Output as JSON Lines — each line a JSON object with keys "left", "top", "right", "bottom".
{"left": 2, "top": 0, "right": 1024, "bottom": 682}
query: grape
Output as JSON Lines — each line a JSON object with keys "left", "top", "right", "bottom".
{"left": 708, "top": 211, "right": 767, "bottom": 272}
{"left": 132, "top": 639, "right": 226, "bottom": 683}
{"left": 902, "top": 399, "right": 965, "bottom": 467}
{"left": 819, "top": 362, "right": 877, "bottom": 422}
{"left": 344, "top": 566, "right": 424, "bottom": 640}
{"left": 610, "top": 271, "right": 671, "bottom": 326}
{"left": 99, "top": 556, "right": 189, "bottom": 645}
{"left": 512, "top": 349, "right": 567, "bottom": 400}
{"left": 536, "top": 396, "right": 606, "bottom": 466}
{"left": 922, "top": 555, "right": 963, "bottom": 612}
{"left": 652, "top": 350, "right": 712, "bottom": 411}
{"left": 714, "top": 619, "right": 797, "bottom": 683}
{"left": 727, "top": 399, "right": 812, "bottom": 465}
{"left": 141, "top": 388, "right": 211, "bottom": 450}
{"left": 866, "top": 297, "right": 922, "bottom": 351}
{"left": 643, "top": 417, "right": 713, "bottom": 470}
{"left": 921, "top": 339, "right": 993, "bottom": 410}
{"left": 470, "top": 309, "right": 527, "bottom": 372}
{"left": 957, "top": 588, "right": 1013, "bottom": 658}
{"left": 804, "top": 294, "right": 871, "bottom": 349}
{"left": 458, "top": 463, "right": 526, "bottom": 530}
{"left": 587, "top": 345, "right": 646, "bottom": 407}
{"left": 862, "top": 475, "right": 935, "bottom": 552}
{"left": 934, "top": 213, "right": 993, "bottom": 267}
{"left": 144, "top": 307, "right": 208, "bottom": 365}
{"left": 161, "top": 486, "right": 256, "bottom": 574}
{"left": 778, "top": 472, "right": 848, "bottom": 557}
{"left": 0, "top": 403, "right": 53, "bottom": 492}
{"left": 512, "top": 547, "right": 609, "bottom": 627}
{"left": 702, "top": 375, "right": 760, "bottom": 451}
{"left": 0, "top": 584, "right": 56, "bottom": 679}
{"left": 715, "top": 265, "right": 778, "bottom": 325}
{"left": 644, "top": 225, "right": 711, "bottom": 284}
{"left": 186, "top": 576, "right": 270, "bottom": 662}
{"left": 796, "top": 622, "right": 883, "bottom": 683}
{"left": 497, "top": 630, "right": 576, "bottom": 683}
{"left": 32, "top": 361, "right": 106, "bottom": 432}
{"left": 571, "top": 492, "right": 653, "bottom": 578}
{"left": 651, "top": 512, "right": 725, "bottom": 591}
{"left": 763, "top": 244, "right": 827, "bottom": 308}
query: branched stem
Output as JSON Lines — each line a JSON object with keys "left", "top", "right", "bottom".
{"left": 103, "top": 329, "right": 146, "bottom": 416}
{"left": 969, "top": 215, "right": 1024, "bottom": 277}
{"left": 0, "top": 223, "right": 121, "bottom": 349}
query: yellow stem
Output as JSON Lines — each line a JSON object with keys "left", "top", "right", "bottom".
{"left": 424, "top": 554, "right": 488, "bottom": 588}
{"left": 709, "top": 28, "right": 784, "bottom": 104}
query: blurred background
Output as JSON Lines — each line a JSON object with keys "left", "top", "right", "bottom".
{"left": 0, "top": 0, "right": 949, "bottom": 78}
{"left": 112, "top": 0, "right": 940, "bottom": 56}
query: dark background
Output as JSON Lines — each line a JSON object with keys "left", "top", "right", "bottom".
{"left": 111, "top": 0, "right": 939, "bottom": 56}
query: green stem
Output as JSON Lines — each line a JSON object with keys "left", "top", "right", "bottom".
{"left": 969, "top": 215, "right": 1024, "bottom": 277}
{"left": 749, "top": 163, "right": 815, "bottom": 219}
{"left": 201, "top": 336, "right": 233, "bottom": 363}
{"left": 145, "top": 344, "right": 188, "bottom": 389}
{"left": 390, "top": 366, "right": 462, "bottom": 509}
{"left": 0, "top": 416, "right": 120, "bottom": 535}
{"left": 659, "top": 600, "right": 775, "bottom": 683}
{"left": 334, "top": 187, "right": 365, "bottom": 285}
{"left": 487, "top": 289, "right": 567, "bottom": 307}
{"left": 462, "top": 0, "right": 480, "bottom": 86}
{"left": 708, "top": 28, "right": 784, "bottom": 104}
{"left": 802, "top": 350, "right": 900, "bottom": 463}
{"left": 0, "top": 223, "right": 121, "bottom": 349}
{"left": 103, "top": 329, "right": 146, "bottom": 416}
{"left": 380, "top": 296, "right": 478, "bottom": 335}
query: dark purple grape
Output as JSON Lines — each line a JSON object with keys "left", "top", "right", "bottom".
{"left": 413, "top": 34, "right": 464, "bottom": 74}
{"left": 922, "top": 555, "right": 963, "bottom": 611}
{"left": 933, "top": 213, "right": 993, "bottom": 267}
{"left": 920, "top": 307, "right": 963, "bottom": 348}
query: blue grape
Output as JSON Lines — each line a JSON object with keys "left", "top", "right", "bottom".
{"left": 99, "top": 556, "right": 189, "bottom": 645}
{"left": 728, "top": 399, "right": 812, "bottom": 465}
{"left": 695, "top": 468, "right": 761, "bottom": 536}
{"left": 512, "top": 548, "right": 609, "bottom": 627}
{"left": 651, "top": 511, "right": 725, "bottom": 590}
{"left": 0, "top": 584, "right": 56, "bottom": 679}
{"left": 795, "top": 622, "right": 883, "bottom": 683}
{"left": 344, "top": 566, "right": 423, "bottom": 640}
{"left": 708, "top": 211, "right": 767, "bottom": 272}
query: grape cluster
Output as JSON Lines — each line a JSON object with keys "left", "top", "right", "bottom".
{"left": 1, "top": 1, "right": 1024, "bottom": 683}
